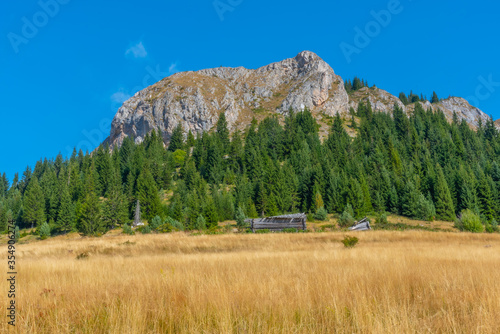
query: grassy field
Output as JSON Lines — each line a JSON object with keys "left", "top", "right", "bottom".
{"left": 1, "top": 220, "right": 500, "bottom": 333}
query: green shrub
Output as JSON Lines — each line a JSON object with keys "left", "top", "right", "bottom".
{"left": 165, "top": 217, "right": 184, "bottom": 231}
{"left": 39, "top": 222, "right": 51, "bottom": 240}
{"left": 149, "top": 216, "right": 163, "bottom": 231}
{"left": 255, "top": 229, "right": 270, "bottom": 234}
{"left": 282, "top": 228, "right": 298, "bottom": 233}
{"left": 490, "top": 219, "right": 499, "bottom": 232}
{"left": 194, "top": 215, "right": 207, "bottom": 231}
{"left": 456, "top": 209, "right": 484, "bottom": 233}
{"left": 140, "top": 226, "right": 151, "bottom": 234}
{"left": 76, "top": 252, "right": 89, "bottom": 260}
{"left": 156, "top": 223, "right": 173, "bottom": 233}
{"left": 320, "top": 224, "right": 335, "bottom": 229}
{"left": 14, "top": 226, "right": 20, "bottom": 241}
{"left": 205, "top": 226, "right": 225, "bottom": 235}
{"left": 313, "top": 207, "right": 328, "bottom": 221}
{"left": 485, "top": 223, "right": 495, "bottom": 233}
{"left": 415, "top": 194, "right": 436, "bottom": 221}
{"left": 341, "top": 235, "right": 359, "bottom": 248}
{"left": 338, "top": 204, "right": 355, "bottom": 228}
{"left": 375, "top": 212, "right": 388, "bottom": 225}
{"left": 235, "top": 206, "right": 247, "bottom": 227}
{"left": 122, "top": 223, "right": 135, "bottom": 235}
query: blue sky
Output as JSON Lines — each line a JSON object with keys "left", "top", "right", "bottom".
{"left": 1, "top": 0, "right": 499, "bottom": 182}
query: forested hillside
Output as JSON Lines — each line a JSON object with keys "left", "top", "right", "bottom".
{"left": 1, "top": 102, "right": 500, "bottom": 237}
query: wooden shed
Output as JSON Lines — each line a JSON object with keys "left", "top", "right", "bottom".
{"left": 246, "top": 213, "right": 307, "bottom": 232}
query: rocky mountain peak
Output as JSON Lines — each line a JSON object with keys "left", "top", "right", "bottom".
{"left": 104, "top": 51, "right": 493, "bottom": 148}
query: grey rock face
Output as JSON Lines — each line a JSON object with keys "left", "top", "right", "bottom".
{"left": 349, "top": 87, "right": 490, "bottom": 128}
{"left": 105, "top": 51, "right": 492, "bottom": 148}
{"left": 105, "top": 51, "right": 348, "bottom": 148}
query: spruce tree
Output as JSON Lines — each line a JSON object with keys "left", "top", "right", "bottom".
{"left": 95, "top": 145, "right": 113, "bottom": 196}
{"left": 23, "top": 177, "right": 46, "bottom": 229}
{"left": 401, "top": 180, "right": 419, "bottom": 218}
{"left": 352, "top": 77, "right": 362, "bottom": 91}
{"left": 235, "top": 206, "right": 246, "bottom": 227}
{"left": 78, "top": 191, "right": 103, "bottom": 236}
{"left": 168, "top": 124, "right": 184, "bottom": 152}
{"left": 348, "top": 178, "right": 365, "bottom": 218}
{"left": 216, "top": 112, "right": 230, "bottom": 154}
{"left": 399, "top": 92, "right": 409, "bottom": 105}
{"left": 57, "top": 186, "right": 75, "bottom": 234}
{"left": 0, "top": 172, "right": 8, "bottom": 198}
{"left": 102, "top": 172, "right": 129, "bottom": 229}
{"left": 204, "top": 199, "right": 219, "bottom": 229}
{"left": 431, "top": 91, "right": 439, "bottom": 104}
{"left": 477, "top": 173, "right": 495, "bottom": 221}
{"left": 434, "top": 165, "right": 456, "bottom": 221}
{"left": 136, "top": 168, "right": 162, "bottom": 220}
{"left": 187, "top": 130, "right": 196, "bottom": 148}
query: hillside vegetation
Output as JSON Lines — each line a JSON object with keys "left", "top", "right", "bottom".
{"left": 1, "top": 102, "right": 500, "bottom": 238}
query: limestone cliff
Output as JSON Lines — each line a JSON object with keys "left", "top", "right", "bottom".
{"left": 105, "top": 51, "right": 492, "bottom": 147}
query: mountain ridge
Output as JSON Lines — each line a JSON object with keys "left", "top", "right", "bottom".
{"left": 105, "top": 51, "right": 492, "bottom": 148}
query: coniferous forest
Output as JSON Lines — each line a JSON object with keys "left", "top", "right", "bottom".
{"left": 2, "top": 102, "right": 500, "bottom": 237}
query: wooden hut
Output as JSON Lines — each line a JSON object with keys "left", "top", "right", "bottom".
{"left": 245, "top": 213, "right": 307, "bottom": 232}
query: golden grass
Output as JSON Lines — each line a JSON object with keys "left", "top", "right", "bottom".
{"left": 2, "top": 230, "right": 500, "bottom": 333}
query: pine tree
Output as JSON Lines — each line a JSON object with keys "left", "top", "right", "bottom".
{"left": 186, "top": 130, "right": 196, "bottom": 148}
{"left": 39, "top": 222, "right": 51, "bottom": 239}
{"left": 216, "top": 112, "right": 230, "bottom": 154}
{"left": 352, "top": 77, "right": 362, "bottom": 91}
{"left": 57, "top": 186, "right": 75, "bottom": 234}
{"left": 235, "top": 206, "right": 246, "bottom": 227}
{"left": 136, "top": 169, "right": 162, "bottom": 220}
{"left": 19, "top": 166, "right": 32, "bottom": 195}
{"left": 0, "top": 172, "right": 8, "bottom": 198}
{"left": 95, "top": 145, "right": 113, "bottom": 196}
{"left": 206, "top": 138, "right": 222, "bottom": 184}
{"left": 0, "top": 204, "right": 7, "bottom": 232}
{"left": 434, "top": 165, "right": 455, "bottom": 221}
{"left": 399, "top": 92, "right": 409, "bottom": 105}
{"left": 195, "top": 215, "right": 206, "bottom": 230}
{"left": 168, "top": 124, "right": 184, "bottom": 152}
{"left": 431, "top": 91, "right": 439, "bottom": 104}
{"left": 401, "top": 180, "right": 419, "bottom": 218}
{"left": 78, "top": 191, "right": 103, "bottom": 236}
{"left": 344, "top": 79, "right": 352, "bottom": 93}
{"left": 477, "top": 173, "right": 495, "bottom": 221}
{"left": 348, "top": 178, "right": 365, "bottom": 218}
{"left": 23, "top": 177, "right": 46, "bottom": 229}
{"left": 255, "top": 181, "right": 268, "bottom": 217}
{"left": 204, "top": 198, "right": 219, "bottom": 229}
{"left": 102, "top": 171, "right": 129, "bottom": 229}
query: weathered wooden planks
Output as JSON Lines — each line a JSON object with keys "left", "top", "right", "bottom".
{"left": 348, "top": 217, "right": 371, "bottom": 231}
{"left": 248, "top": 214, "right": 307, "bottom": 232}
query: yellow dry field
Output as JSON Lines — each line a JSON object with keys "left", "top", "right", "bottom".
{"left": 1, "top": 230, "right": 500, "bottom": 333}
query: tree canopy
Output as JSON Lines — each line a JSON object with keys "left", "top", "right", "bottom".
{"left": 2, "top": 104, "right": 500, "bottom": 238}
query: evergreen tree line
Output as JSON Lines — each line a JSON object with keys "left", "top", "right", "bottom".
{"left": 1, "top": 103, "right": 500, "bottom": 237}
{"left": 399, "top": 91, "right": 440, "bottom": 105}
{"left": 345, "top": 77, "right": 440, "bottom": 106}
{"left": 344, "top": 77, "right": 370, "bottom": 93}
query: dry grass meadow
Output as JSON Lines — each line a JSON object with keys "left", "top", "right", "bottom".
{"left": 1, "top": 224, "right": 500, "bottom": 333}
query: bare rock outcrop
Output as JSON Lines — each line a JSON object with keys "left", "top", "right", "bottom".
{"left": 105, "top": 51, "right": 493, "bottom": 148}
{"left": 105, "top": 51, "right": 348, "bottom": 147}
